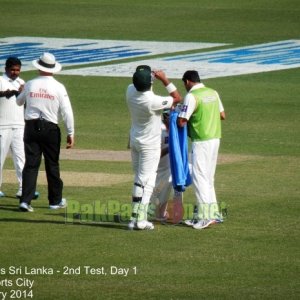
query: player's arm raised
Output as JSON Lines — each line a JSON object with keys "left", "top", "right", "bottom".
{"left": 153, "top": 70, "right": 182, "bottom": 105}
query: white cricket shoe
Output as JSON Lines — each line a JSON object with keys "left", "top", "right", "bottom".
{"left": 128, "top": 220, "right": 137, "bottom": 230}
{"left": 184, "top": 219, "right": 197, "bottom": 226}
{"left": 16, "top": 190, "right": 22, "bottom": 198}
{"left": 49, "top": 198, "right": 67, "bottom": 209}
{"left": 0, "top": 191, "right": 5, "bottom": 197}
{"left": 193, "top": 219, "right": 216, "bottom": 230}
{"left": 19, "top": 202, "right": 34, "bottom": 212}
{"left": 137, "top": 220, "right": 154, "bottom": 230}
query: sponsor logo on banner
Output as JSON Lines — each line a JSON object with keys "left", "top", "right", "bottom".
{"left": 62, "top": 40, "right": 300, "bottom": 79}
{"left": 0, "top": 37, "right": 226, "bottom": 71}
{"left": 1, "top": 37, "right": 299, "bottom": 79}
{"left": 63, "top": 40, "right": 300, "bottom": 79}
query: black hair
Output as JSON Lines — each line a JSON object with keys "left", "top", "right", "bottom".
{"left": 5, "top": 57, "right": 22, "bottom": 69}
{"left": 182, "top": 70, "right": 200, "bottom": 83}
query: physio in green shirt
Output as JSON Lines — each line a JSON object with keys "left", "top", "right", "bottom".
{"left": 178, "top": 70, "right": 225, "bottom": 230}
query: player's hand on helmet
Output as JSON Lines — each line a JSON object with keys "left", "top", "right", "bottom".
{"left": 153, "top": 70, "right": 171, "bottom": 87}
{"left": 152, "top": 70, "right": 167, "bottom": 81}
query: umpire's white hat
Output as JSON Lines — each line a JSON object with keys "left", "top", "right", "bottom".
{"left": 32, "top": 52, "right": 62, "bottom": 73}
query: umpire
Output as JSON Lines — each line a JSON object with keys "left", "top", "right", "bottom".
{"left": 17, "top": 52, "right": 75, "bottom": 212}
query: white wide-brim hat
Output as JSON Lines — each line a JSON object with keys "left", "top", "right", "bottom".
{"left": 32, "top": 52, "right": 62, "bottom": 73}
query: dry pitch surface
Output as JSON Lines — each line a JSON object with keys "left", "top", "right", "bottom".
{"left": 4, "top": 149, "right": 262, "bottom": 187}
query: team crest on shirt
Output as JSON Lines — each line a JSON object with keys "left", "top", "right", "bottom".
{"left": 162, "top": 100, "right": 168, "bottom": 105}
{"left": 181, "top": 105, "right": 188, "bottom": 112}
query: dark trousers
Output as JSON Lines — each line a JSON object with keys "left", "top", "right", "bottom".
{"left": 21, "top": 119, "right": 63, "bottom": 205}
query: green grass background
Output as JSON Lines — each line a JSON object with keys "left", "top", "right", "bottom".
{"left": 0, "top": 0, "right": 299, "bottom": 299}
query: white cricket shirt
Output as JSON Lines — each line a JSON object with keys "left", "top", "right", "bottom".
{"left": 157, "top": 122, "right": 170, "bottom": 172}
{"left": 126, "top": 84, "right": 173, "bottom": 147}
{"left": 0, "top": 74, "right": 25, "bottom": 128}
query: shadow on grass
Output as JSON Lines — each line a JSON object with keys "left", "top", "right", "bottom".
{"left": 0, "top": 204, "right": 22, "bottom": 212}
{"left": 0, "top": 205, "right": 174, "bottom": 231}
{"left": 0, "top": 216, "right": 128, "bottom": 230}
{"left": 62, "top": 213, "right": 132, "bottom": 230}
{"left": 1, "top": 195, "right": 18, "bottom": 200}
{"left": 0, "top": 206, "right": 129, "bottom": 230}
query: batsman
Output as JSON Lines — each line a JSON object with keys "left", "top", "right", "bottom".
{"left": 126, "top": 65, "right": 181, "bottom": 230}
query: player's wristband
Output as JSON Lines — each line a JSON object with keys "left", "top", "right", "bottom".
{"left": 166, "top": 83, "right": 177, "bottom": 93}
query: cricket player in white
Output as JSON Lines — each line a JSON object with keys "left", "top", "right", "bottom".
{"left": 149, "top": 116, "right": 172, "bottom": 221}
{"left": 126, "top": 65, "right": 181, "bottom": 230}
{"left": 149, "top": 110, "right": 184, "bottom": 223}
{"left": 0, "top": 57, "right": 25, "bottom": 198}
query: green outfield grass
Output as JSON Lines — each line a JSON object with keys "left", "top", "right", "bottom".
{"left": 0, "top": 0, "right": 299, "bottom": 299}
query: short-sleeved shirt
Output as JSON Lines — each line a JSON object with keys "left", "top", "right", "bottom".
{"left": 179, "top": 83, "right": 224, "bottom": 141}
{"left": 126, "top": 84, "right": 173, "bottom": 147}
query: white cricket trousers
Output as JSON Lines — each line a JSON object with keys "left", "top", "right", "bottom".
{"left": 151, "top": 168, "right": 172, "bottom": 205}
{"left": 130, "top": 143, "right": 161, "bottom": 205}
{"left": 0, "top": 127, "right": 25, "bottom": 191}
{"left": 191, "top": 138, "right": 220, "bottom": 219}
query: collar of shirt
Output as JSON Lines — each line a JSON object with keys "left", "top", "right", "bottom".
{"left": 2, "top": 73, "right": 19, "bottom": 83}
{"left": 190, "top": 83, "right": 205, "bottom": 91}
